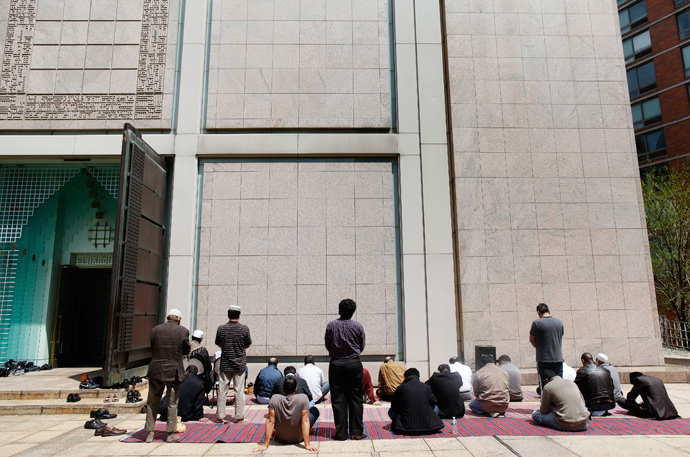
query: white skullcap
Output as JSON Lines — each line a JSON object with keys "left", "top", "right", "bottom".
{"left": 229, "top": 304, "right": 241, "bottom": 312}
{"left": 192, "top": 330, "right": 204, "bottom": 339}
{"left": 168, "top": 308, "right": 182, "bottom": 318}
{"left": 596, "top": 353, "right": 608, "bottom": 363}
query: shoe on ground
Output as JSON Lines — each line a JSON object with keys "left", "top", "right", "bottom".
{"left": 66, "top": 394, "right": 74, "bottom": 403}
{"left": 351, "top": 434, "right": 368, "bottom": 440}
{"left": 95, "top": 426, "right": 126, "bottom": 437}
{"left": 331, "top": 435, "right": 348, "bottom": 441}
{"left": 488, "top": 411, "right": 500, "bottom": 418}
{"left": 92, "top": 409, "right": 117, "bottom": 419}
{"left": 84, "top": 419, "right": 107, "bottom": 429}
{"left": 145, "top": 431, "right": 155, "bottom": 443}
{"left": 166, "top": 433, "right": 181, "bottom": 443}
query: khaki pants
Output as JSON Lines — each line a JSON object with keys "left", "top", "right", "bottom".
{"left": 145, "top": 379, "right": 179, "bottom": 433}
{"left": 216, "top": 370, "right": 245, "bottom": 420}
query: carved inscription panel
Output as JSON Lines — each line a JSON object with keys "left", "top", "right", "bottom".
{"left": 0, "top": 0, "right": 179, "bottom": 129}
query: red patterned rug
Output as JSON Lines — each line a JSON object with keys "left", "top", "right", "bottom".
{"left": 122, "top": 404, "right": 690, "bottom": 442}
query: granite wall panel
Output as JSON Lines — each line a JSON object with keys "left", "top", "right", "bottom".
{"left": 197, "top": 158, "right": 400, "bottom": 358}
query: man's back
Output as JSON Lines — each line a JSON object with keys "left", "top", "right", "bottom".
{"left": 272, "top": 376, "right": 313, "bottom": 401}
{"left": 600, "top": 363, "right": 623, "bottom": 398}
{"left": 530, "top": 316, "right": 564, "bottom": 362}
{"left": 450, "top": 362, "right": 473, "bottom": 392}
{"left": 297, "top": 364, "right": 324, "bottom": 401}
{"left": 178, "top": 373, "right": 206, "bottom": 421}
{"left": 426, "top": 371, "right": 465, "bottom": 419}
{"left": 500, "top": 362, "right": 523, "bottom": 401}
{"left": 324, "top": 318, "right": 365, "bottom": 359}
{"left": 541, "top": 376, "right": 589, "bottom": 430}
{"left": 215, "top": 321, "right": 251, "bottom": 372}
{"left": 379, "top": 360, "right": 405, "bottom": 395}
{"left": 472, "top": 363, "right": 510, "bottom": 412}
{"left": 255, "top": 365, "right": 282, "bottom": 398}
{"left": 630, "top": 375, "right": 679, "bottom": 420}
{"left": 148, "top": 321, "right": 191, "bottom": 383}
{"left": 391, "top": 376, "right": 444, "bottom": 435}
{"left": 269, "top": 393, "right": 310, "bottom": 444}
{"left": 575, "top": 362, "right": 614, "bottom": 404}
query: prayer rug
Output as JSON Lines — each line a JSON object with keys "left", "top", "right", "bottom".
{"left": 122, "top": 404, "right": 690, "bottom": 443}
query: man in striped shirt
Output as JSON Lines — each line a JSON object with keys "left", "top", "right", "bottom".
{"left": 324, "top": 298, "right": 366, "bottom": 440}
{"left": 214, "top": 304, "right": 252, "bottom": 423}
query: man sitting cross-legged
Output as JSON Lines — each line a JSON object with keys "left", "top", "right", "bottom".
{"left": 469, "top": 354, "right": 510, "bottom": 418}
{"left": 297, "top": 355, "right": 330, "bottom": 404}
{"left": 254, "top": 358, "right": 282, "bottom": 404}
{"left": 252, "top": 376, "right": 319, "bottom": 452}
{"left": 532, "top": 369, "right": 589, "bottom": 432}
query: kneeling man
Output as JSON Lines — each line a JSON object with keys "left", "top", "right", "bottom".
{"left": 253, "top": 377, "right": 319, "bottom": 452}
{"left": 532, "top": 369, "right": 589, "bottom": 432}
{"left": 617, "top": 372, "right": 680, "bottom": 420}
{"left": 469, "top": 355, "right": 509, "bottom": 418}
{"left": 388, "top": 368, "right": 444, "bottom": 435}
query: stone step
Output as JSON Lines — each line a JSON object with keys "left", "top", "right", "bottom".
{"left": 0, "top": 389, "right": 148, "bottom": 415}
{"left": 519, "top": 365, "right": 690, "bottom": 385}
{"left": 0, "top": 379, "right": 148, "bottom": 401}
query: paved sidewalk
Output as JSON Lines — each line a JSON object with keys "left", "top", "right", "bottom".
{"left": 1, "top": 383, "right": 690, "bottom": 456}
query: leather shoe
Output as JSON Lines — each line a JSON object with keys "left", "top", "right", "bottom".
{"left": 91, "top": 409, "right": 117, "bottom": 419}
{"left": 332, "top": 435, "right": 348, "bottom": 441}
{"left": 351, "top": 434, "right": 368, "bottom": 440}
{"left": 66, "top": 393, "right": 74, "bottom": 402}
{"left": 95, "top": 426, "right": 126, "bottom": 437}
{"left": 84, "top": 419, "right": 107, "bottom": 429}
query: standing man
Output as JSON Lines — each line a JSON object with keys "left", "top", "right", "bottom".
{"left": 529, "top": 303, "right": 564, "bottom": 392}
{"left": 324, "top": 298, "right": 366, "bottom": 441}
{"left": 144, "top": 309, "right": 191, "bottom": 443}
{"left": 214, "top": 304, "right": 252, "bottom": 423}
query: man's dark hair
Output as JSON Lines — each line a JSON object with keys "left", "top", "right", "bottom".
{"left": 581, "top": 352, "right": 593, "bottom": 363}
{"left": 384, "top": 356, "right": 392, "bottom": 363}
{"left": 338, "top": 298, "right": 357, "bottom": 319}
{"left": 228, "top": 309, "right": 241, "bottom": 320}
{"left": 268, "top": 357, "right": 278, "bottom": 366}
{"left": 449, "top": 356, "right": 459, "bottom": 364}
{"left": 498, "top": 354, "right": 511, "bottom": 362}
{"left": 304, "top": 355, "right": 315, "bottom": 365}
{"left": 480, "top": 354, "right": 495, "bottom": 366}
{"left": 283, "top": 376, "right": 297, "bottom": 395}
{"left": 284, "top": 365, "right": 297, "bottom": 376}
{"left": 630, "top": 371, "right": 644, "bottom": 382}
{"left": 438, "top": 364, "right": 450, "bottom": 373}
{"left": 404, "top": 367, "right": 420, "bottom": 378}
{"left": 536, "top": 303, "right": 549, "bottom": 314}
{"left": 543, "top": 369, "right": 556, "bottom": 381}
{"left": 186, "top": 365, "right": 198, "bottom": 375}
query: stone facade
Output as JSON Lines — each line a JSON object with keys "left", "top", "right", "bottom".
{"left": 445, "top": 0, "right": 663, "bottom": 367}
{"left": 206, "top": 0, "right": 392, "bottom": 129}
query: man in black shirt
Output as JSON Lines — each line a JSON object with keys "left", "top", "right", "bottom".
{"left": 159, "top": 366, "right": 208, "bottom": 423}
{"left": 426, "top": 364, "right": 465, "bottom": 419}
{"left": 618, "top": 372, "right": 680, "bottom": 420}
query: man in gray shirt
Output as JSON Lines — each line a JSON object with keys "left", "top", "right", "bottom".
{"left": 596, "top": 353, "right": 624, "bottom": 400}
{"left": 253, "top": 377, "right": 319, "bottom": 452}
{"left": 498, "top": 355, "right": 523, "bottom": 402}
{"left": 532, "top": 369, "right": 589, "bottom": 432}
{"left": 529, "top": 303, "right": 564, "bottom": 393}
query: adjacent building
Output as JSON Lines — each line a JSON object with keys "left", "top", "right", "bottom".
{"left": 0, "top": 0, "right": 665, "bottom": 379}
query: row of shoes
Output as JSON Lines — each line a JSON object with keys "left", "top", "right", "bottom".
{"left": 126, "top": 390, "right": 142, "bottom": 403}
{"left": 84, "top": 413, "right": 126, "bottom": 437}
{"left": 0, "top": 360, "right": 52, "bottom": 377}
{"left": 108, "top": 376, "right": 143, "bottom": 390}
{"left": 66, "top": 393, "right": 82, "bottom": 402}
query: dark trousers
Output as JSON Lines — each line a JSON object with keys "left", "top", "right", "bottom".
{"left": 537, "top": 362, "right": 563, "bottom": 392}
{"left": 329, "top": 358, "right": 364, "bottom": 439}
{"left": 617, "top": 398, "right": 656, "bottom": 419}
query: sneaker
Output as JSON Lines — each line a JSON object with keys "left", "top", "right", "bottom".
{"left": 488, "top": 411, "right": 499, "bottom": 418}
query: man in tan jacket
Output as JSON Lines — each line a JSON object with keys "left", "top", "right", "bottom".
{"left": 377, "top": 357, "right": 405, "bottom": 401}
{"left": 469, "top": 355, "right": 510, "bottom": 417}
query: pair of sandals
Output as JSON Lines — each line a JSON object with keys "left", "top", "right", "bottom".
{"left": 104, "top": 394, "right": 119, "bottom": 403}
{"left": 66, "top": 393, "right": 81, "bottom": 402}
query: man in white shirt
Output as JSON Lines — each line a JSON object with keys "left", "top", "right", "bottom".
{"left": 449, "top": 356, "right": 473, "bottom": 401}
{"left": 297, "top": 355, "right": 330, "bottom": 404}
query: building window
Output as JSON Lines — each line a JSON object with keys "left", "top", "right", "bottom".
{"left": 636, "top": 129, "right": 666, "bottom": 163}
{"left": 632, "top": 97, "right": 662, "bottom": 129}
{"left": 679, "top": 10, "right": 690, "bottom": 40}
{"left": 683, "top": 45, "right": 690, "bottom": 77}
{"left": 618, "top": 0, "right": 628, "bottom": 5}
{"left": 627, "top": 61, "right": 657, "bottom": 98}
{"left": 623, "top": 31, "right": 652, "bottom": 63}
{"left": 677, "top": 0, "right": 690, "bottom": 9}
{"left": 619, "top": 1, "right": 647, "bottom": 34}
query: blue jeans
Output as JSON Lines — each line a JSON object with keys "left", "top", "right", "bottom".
{"left": 532, "top": 410, "right": 587, "bottom": 432}
{"left": 589, "top": 402, "right": 615, "bottom": 416}
{"left": 315, "top": 382, "right": 330, "bottom": 404}
{"left": 468, "top": 399, "right": 484, "bottom": 415}
{"left": 256, "top": 395, "right": 270, "bottom": 404}
{"left": 308, "top": 406, "right": 320, "bottom": 429}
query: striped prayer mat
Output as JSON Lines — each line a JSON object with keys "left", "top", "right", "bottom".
{"left": 122, "top": 404, "right": 690, "bottom": 443}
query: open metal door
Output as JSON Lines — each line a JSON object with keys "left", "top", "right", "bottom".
{"left": 104, "top": 124, "right": 168, "bottom": 382}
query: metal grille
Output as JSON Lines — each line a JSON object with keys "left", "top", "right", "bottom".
{"left": 0, "top": 249, "right": 17, "bottom": 363}
{"left": 660, "top": 315, "right": 690, "bottom": 350}
{"left": 88, "top": 167, "right": 120, "bottom": 199}
{"left": 0, "top": 168, "right": 80, "bottom": 242}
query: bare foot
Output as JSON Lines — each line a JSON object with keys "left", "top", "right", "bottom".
{"left": 199, "top": 418, "right": 210, "bottom": 423}
{"left": 211, "top": 417, "right": 226, "bottom": 424}
{"left": 233, "top": 418, "right": 245, "bottom": 423}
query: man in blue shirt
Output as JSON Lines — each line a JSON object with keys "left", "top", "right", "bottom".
{"left": 254, "top": 358, "right": 282, "bottom": 404}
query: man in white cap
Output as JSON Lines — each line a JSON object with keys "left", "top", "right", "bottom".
{"left": 188, "top": 329, "right": 213, "bottom": 393}
{"left": 145, "top": 309, "right": 191, "bottom": 443}
{"left": 214, "top": 304, "right": 252, "bottom": 423}
{"left": 595, "top": 353, "right": 624, "bottom": 400}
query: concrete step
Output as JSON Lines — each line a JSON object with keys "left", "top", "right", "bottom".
{"left": 0, "top": 388, "right": 148, "bottom": 415}
{"left": 519, "top": 365, "right": 690, "bottom": 385}
{"left": 0, "top": 380, "right": 148, "bottom": 401}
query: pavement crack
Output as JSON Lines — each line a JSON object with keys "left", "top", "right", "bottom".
{"left": 493, "top": 435, "right": 522, "bottom": 457}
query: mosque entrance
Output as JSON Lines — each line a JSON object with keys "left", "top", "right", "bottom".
{"left": 53, "top": 267, "right": 111, "bottom": 367}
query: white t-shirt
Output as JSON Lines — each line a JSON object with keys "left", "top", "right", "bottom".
{"left": 296, "top": 363, "right": 324, "bottom": 402}
{"left": 450, "top": 362, "right": 473, "bottom": 393}
{"left": 562, "top": 363, "right": 576, "bottom": 381}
